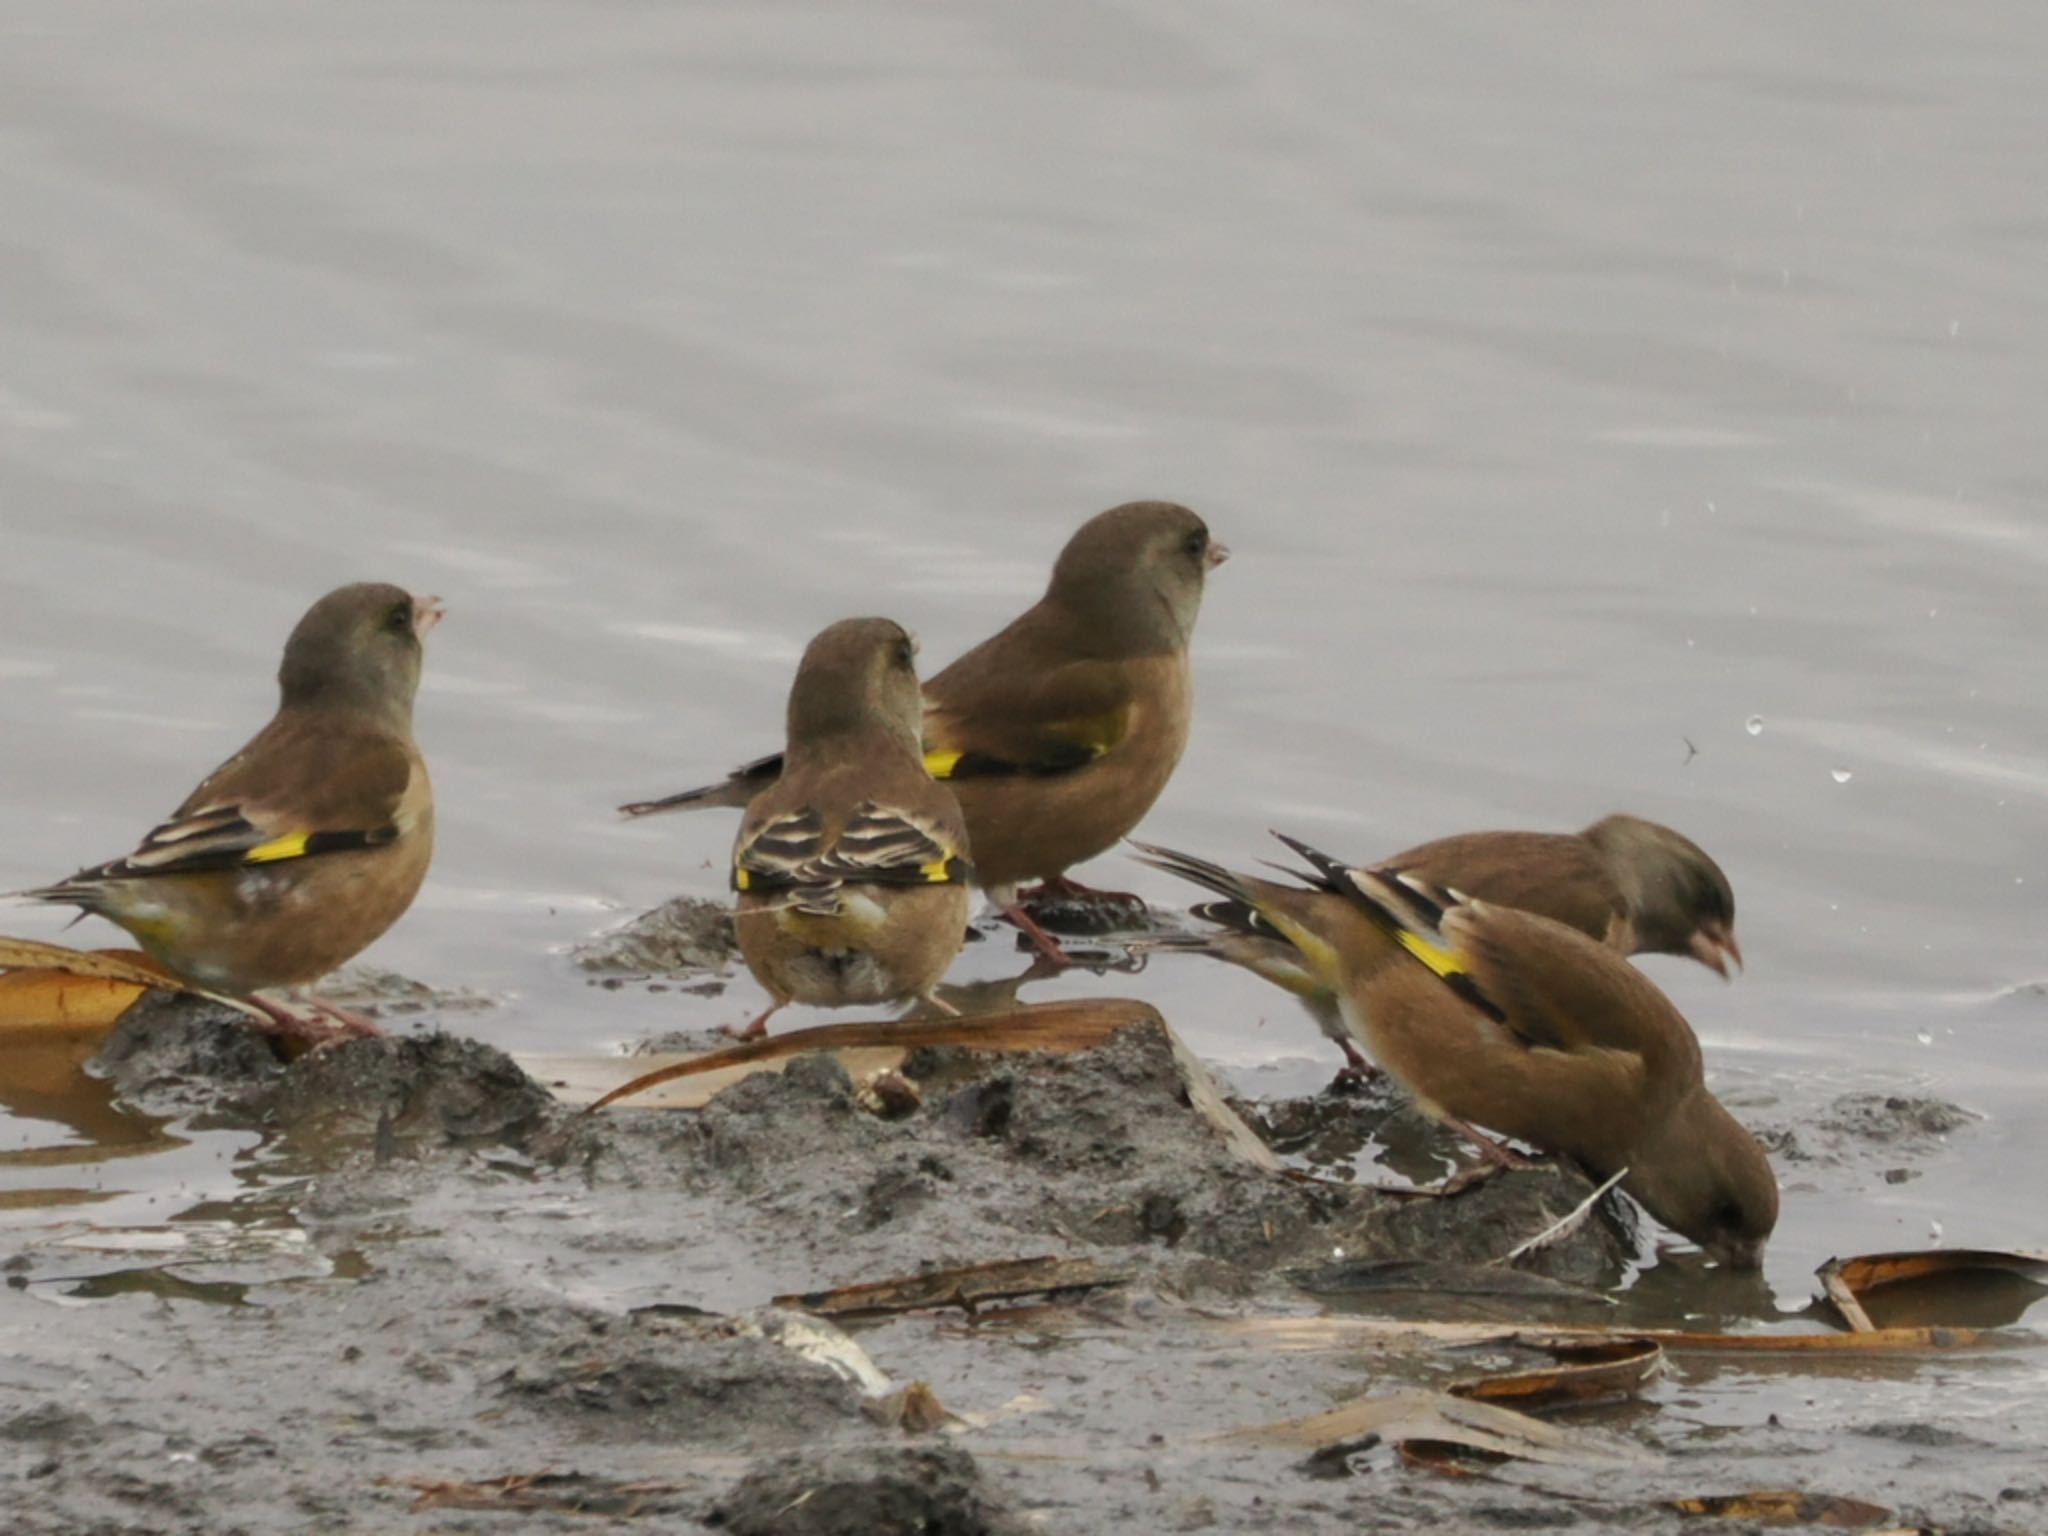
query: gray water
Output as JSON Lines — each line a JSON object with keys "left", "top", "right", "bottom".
{"left": 2, "top": 2, "right": 2045, "bottom": 1315}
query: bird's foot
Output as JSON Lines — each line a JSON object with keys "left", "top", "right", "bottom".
{"left": 1328, "top": 1038, "right": 1381, "bottom": 1089}
{"left": 1444, "top": 1117, "right": 1536, "bottom": 1171}
{"left": 297, "top": 995, "right": 385, "bottom": 1038}
{"left": 243, "top": 995, "right": 361, "bottom": 1050}
{"left": 719, "top": 1003, "right": 783, "bottom": 1041}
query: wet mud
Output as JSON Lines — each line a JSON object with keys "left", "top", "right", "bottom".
{"left": 1, "top": 973, "right": 2035, "bottom": 1536}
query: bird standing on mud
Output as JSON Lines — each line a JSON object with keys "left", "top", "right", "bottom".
{"left": 1132, "top": 834, "right": 1779, "bottom": 1266}
{"left": 623, "top": 500, "right": 1227, "bottom": 964}
{"left": 1157, "top": 813, "right": 1740, "bottom": 1076}
{"left": 728, "top": 617, "right": 973, "bottom": 1038}
{"left": 21, "top": 583, "right": 442, "bottom": 1043}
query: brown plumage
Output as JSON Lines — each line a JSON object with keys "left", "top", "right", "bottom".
{"left": 1383, "top": 815, "right": 1739, "bottom": 974}
{"left": 729, "top": 618, "right": 972, "bottom": 1038}
{"left": 23, "top": 584, "right": 440, "bottom": 1037}
{"left": 624, "top": 501, "right": 1228, "bottom": 959}
{"left": 1132, "top": 837, "right": 1779, "bottom": 1267}
{"left": 1158, "top": 812, "right": 1738, "bottom": 1071}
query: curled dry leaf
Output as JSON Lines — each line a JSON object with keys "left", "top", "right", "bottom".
{"left": 1817, "top": 1248, "right": 2048, "bottom": 1333}
{"left": 0, "top": 937, "right": 264, "bottom": 1029}
{"left": 1450, "top": 1334, "right": 1664, "bottom": 1414}
{"left": 0, "top": 941, "right": 169, "bottom": 1036}
{"left": 577, "top": 999, "right": 1167, "bottom": 1110}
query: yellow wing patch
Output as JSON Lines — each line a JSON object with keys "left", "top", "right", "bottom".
{"left": 242, "top": 833, "right": 312, "bottom": 864}
{"left": 1394, "top": 927, "right": 1467, "bottom": 980}
{"left": 923, "top": 748, "right": 964, "bottom": 780}
{"left": 1254, "top": 906, "right": 1346, "bottom": 992}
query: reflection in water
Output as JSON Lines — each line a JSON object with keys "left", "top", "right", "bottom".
{"left": 0, "top": 1023, "right": 188, "bottom": 1204}
{"left": 0, "top": 1018, "right": 303, "bottom": 1305}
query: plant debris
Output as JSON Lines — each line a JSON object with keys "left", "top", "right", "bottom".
{"left": 774, "top": 1255, "right": 1124, "bottom": 1319}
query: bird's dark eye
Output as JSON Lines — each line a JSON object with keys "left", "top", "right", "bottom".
{"left": 1182, "top": 530, "right": 1207, "bottom": 559}
{"left": 385, "top": 601, "right": 413, "bottom": 634}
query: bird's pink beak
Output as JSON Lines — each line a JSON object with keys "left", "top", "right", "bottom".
{"left": 1689, "top": 921, "right": 1742, "bottom": 980}
{"left": 1205, "top": 540, "right": 1231, "bottom": 570}
{"left": 412, "top": 593, "right": 446, "bottom": 637}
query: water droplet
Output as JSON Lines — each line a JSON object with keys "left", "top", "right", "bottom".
{"left": 1915, "top": 1029, "right": 1934, "bottom": 1046}
{"left": 1745, "top": 715, "right": 1764, "bottom": 737}
{"left": 1929, "top": 1220, "right": 1944, "bottom": 1243}
{"left": 1831, "top": 768, "right": 1853, "bottom": 784}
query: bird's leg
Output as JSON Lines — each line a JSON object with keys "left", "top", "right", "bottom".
{"left": 243, "top": 994, "right": 357, "bottom": 1049}
{"left": 999, "top": 903, "right": 1078, "bottom": 969}
{"left": 296, "top": 994, "right": 385, "bottom": 1038}
{"left": 720, "top": 1001, "right": 785, "bottom": 1040}
{"left": 918, "top": 991, "right": 962, "bottom": 1018}
{"left": 1443, "top": 1117, "right": 1536, "bottom": 1170}
{"left": 1332, "top": 1037, "right": 1381, "bottom": 1084}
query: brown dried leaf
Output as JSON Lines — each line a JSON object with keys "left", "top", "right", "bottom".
{"left": 1227, "top": 1387, "right": 1655, "bottom": 1468}
{"left": 0, "top": 969, "right": 149, "bottom": 1034}
{"left": 582, "top": 999, "right": 1165, "bottom": 1109}
{"left": 1817, "top": 1248, "right": 2048, "bottom": 1333}
{"left": 387, "top": 1472, "right": 685, "bottom": 1516}
{"left": 0, "top": 938, "right": 185, "bottom": 993}
{"left": 1221, "top": 1314, "right": 2001, "bottom": 1357}
{"left": 1450, "top": 1335, "right": 1663, "bottom": 1413}
{"left": 776, "top": 1255, "right": 1123, "bottom": 1319}
{"left": 1671, "top": 1489, "right": 1895, "bottom": 1527}
{"left": 862, "top": 1380, "right": 958, "bottom": 1434}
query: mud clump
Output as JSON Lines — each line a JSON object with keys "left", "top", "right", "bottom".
{"left": 576, "top": 894, "right": 739, "bottom": 977}
{"left": 1766, "top": 1091, "right": 1981, "bottom": 1165}
{"left": 268, "top": 1032, "right": 558, "bottom": 1151}
{"left": 89, "top": 990, "right": 286, "bottom": 1118}
{"left": 712, "top": 1444, "right": 1024, "bottom": 1536}
{"left": 564, "top": 1021, "right": 1632, "bottom": 1292}
{"left": 90, "top": 1000, "right": 559, "bottom": 1156}
{"left": 498, "top": 1310, "right": 862, "bottom": 1446}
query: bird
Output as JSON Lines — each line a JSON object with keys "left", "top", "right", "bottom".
{"left": 1150, "top": 813, "right": 1739, "bottom": 1075}
{"left": 1130, "top": 835, "right": 1779, "bottom": 1267}
{"left": 727, "top": 617, "right": 974, "bottom": 1039}
{"left": 623, "top": 500, "right": 1228, "bottom": 963}
{"left": 20, "top": 583, "right": 441, "bottom": 1043}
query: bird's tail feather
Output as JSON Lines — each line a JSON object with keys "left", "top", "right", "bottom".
{"left": 1125, "top": 841, "right": 1262, "bottom": 909}
{"left": 619, "top": 751, "right": 784, "bottom": 818}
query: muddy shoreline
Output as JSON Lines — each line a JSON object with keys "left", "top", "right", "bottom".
{"left": 2, "top": 919, "right": 2037, "bottom": 1536}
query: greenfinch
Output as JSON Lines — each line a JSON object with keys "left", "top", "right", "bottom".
{"left": 1132, "top": 835, "right": 1779, "bottom": 1267}
{"left": 729, "top": 618, "right": 972, "bottom": 1038}
{"left": 625, "top": 501, "right": 1227, "bottom": 963}
{"left": 1158, "top": 813, "right": 1738, "bottom": 1074}
{"left": 23, "top": 583, "right": 440, "bottom": 1040}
